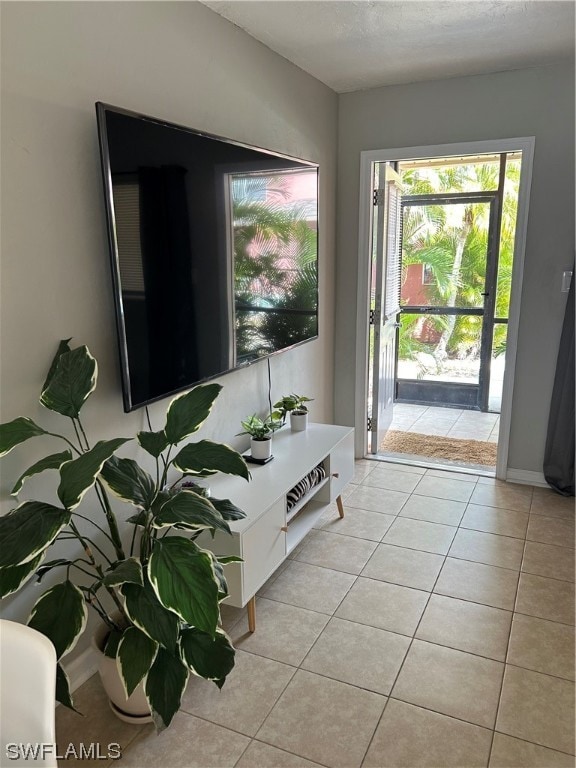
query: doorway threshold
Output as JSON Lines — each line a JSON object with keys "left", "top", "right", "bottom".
{"left": 368, "top": 451, "right": 495, "bottom": 478}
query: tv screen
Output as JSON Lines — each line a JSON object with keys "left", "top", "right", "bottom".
{"left": 96, "top": 103, "right": 319, "bottom": 412}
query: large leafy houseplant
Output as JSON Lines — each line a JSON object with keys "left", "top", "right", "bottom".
{"left": 0, "top": 340, "right": 249, "bottom": 731}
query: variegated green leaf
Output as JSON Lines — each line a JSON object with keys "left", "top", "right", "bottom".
{"left": 0, "top": 501, "right": 71, "bottom": 568}
{"left": 180, "top": 627, "right": 235, "bottom": 687}
{"left": 152, "top": 491, "right": 230, "bottom": 535}
{"left": 0, "top": 417, "right": 48, "bottom": 458}
{"left": 145, "top": 648, "right": 189, "bottom": 732}
{"left": 148, "top": 537, "right": 219, "bottom": 636}
{"left": 41, "top": 339, "right": 72, "bottom": 394}
{"left": 11, "top": 450, "right": 72, "bottom": 496}
{"left": 210, "top": 556, "right": 228, "bottom": 601}
{"left": 40, "top": 345, "right": 97, "bottom": 418}
{"left": 100, "top": 456, "right": 156, "bottom": 509}
{"left": 103, "top": 628, "right": 123, "bottom": 659}
{"left": 117, "top": 626, "right": 158, "bottom": 697}
{"left": 28, "top": 580, "right": 87, "bottom": 659}
{"left": 0, "top": 551, "right": 45, "bottom": 598}
{"left": 126, "top": 510, "right": 147, "bottom": 527}
{"left": 36, "top": 558, "right": 71, "bottom": 583}
{"left": 164, "top": 383, "right": 222, "bottom": 445}
{"left": 210, "top": 497, "right": 247, "bottom": 522}
{"left": 121, "top": 579, "right": 179, "bottom": 653}
{"left": 57, "top": 438, "right": 130, "bottom": 510}
{"left": 173, "top": 440, "right": 249, "bottom": 481}
{"left": 102, "top": 558, "right": 143, "bottom": 588}
{"left": 137, "top": 430, "right": 168, "bottom": 458}
{"left": 56, "top": 663, "right": 80, "bottom": 712}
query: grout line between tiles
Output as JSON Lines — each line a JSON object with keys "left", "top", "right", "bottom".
{"left": 486, "top": 508, "right": 529, "bottom": 767}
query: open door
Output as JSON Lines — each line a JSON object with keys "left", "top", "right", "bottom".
{"left": 368, "top": 162, "right": 402, "bottom": 454}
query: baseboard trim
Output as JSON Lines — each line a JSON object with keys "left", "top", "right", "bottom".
{"left": 506, "top": 468, "right": 548, "bottom": 487}
{"left": 63, "top": 645, "right": 99, "bottom": 693}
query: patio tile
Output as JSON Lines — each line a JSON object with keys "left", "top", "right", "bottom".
{"left": 409, "top": 423, "right": 452, "bottom": 437}
{"left": 391, "top": 640, "right": 504, "bottom": 728}
{"left": 364, "top": 699, "right": 492, "bottom": 768}
{"left": 361, "top": 543, "right": 444, "bottom": 591}
{"left": 447, "top": 427, "right": 493, "bottom": 440}
{"left": 496, "top": 665, "right": 575, "bottom": 754}
{"left": 256, "top": 670, "right": 385, "bottom": 768}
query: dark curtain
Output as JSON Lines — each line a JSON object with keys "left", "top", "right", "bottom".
{"left": 139, "top": 166, "right": 199, "bottom": 397}
{"left": 543, "top": 271, "right": 575, "bottom": 496}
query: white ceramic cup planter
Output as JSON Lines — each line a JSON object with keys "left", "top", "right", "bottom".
{"left": 92, "top": 621, "right": 153, "bottom": 724}
{"left": 250, "top": 436, "right": 272, "bottom": 460}
{"left": 290, "top": 411, "right": 308, "bottom": 432}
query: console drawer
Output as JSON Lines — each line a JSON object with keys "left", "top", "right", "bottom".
{"left": 241, "top": 498, "right": 286, "bottom": 599}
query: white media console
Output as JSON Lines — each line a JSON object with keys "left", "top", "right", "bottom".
{"left": 198, "top": 423, "right": 354, "bottom": 631}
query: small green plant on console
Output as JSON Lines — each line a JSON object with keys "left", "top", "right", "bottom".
{"left": 273, "top": 394, "right": 314, "bottom": 423}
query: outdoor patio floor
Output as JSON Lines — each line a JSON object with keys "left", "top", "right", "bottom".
{"left": 379, "top": 404, "right": 500, "bottom": 473}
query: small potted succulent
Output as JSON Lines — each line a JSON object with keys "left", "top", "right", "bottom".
{"left": 273, "top": 394, "right": 314, "bottom": 432}
{"left": 237, "top": 413, "right": 282, "bottom": 461}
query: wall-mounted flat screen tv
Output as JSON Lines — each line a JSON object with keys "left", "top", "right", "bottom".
{"left": 96, "top": 103, "right": 319, "bottom": 412}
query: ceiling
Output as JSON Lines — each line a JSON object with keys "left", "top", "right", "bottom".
{"left": 202, "top": 1, "right": 575, "bottom": 93}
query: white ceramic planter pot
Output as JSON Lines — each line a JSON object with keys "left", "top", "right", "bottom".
{"left": 290, "top": 411, "right": 308, "bottom": 432}
{"left": 92, "top": 621, "right": 153, "bottom": 724}
{"left": 250, "top": 436, "right": 272, "bottom": 460}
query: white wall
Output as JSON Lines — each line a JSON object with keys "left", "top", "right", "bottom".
{"left": 335, "top": 60, "right": 575, "bottom": 474}
{"left": 0, "top": 1, "right": 337, "bottom": 659}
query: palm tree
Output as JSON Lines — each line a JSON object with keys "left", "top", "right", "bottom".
{"left": 231, "top": 172, "right": 318, "bottom": 361}
{"left": 399, "top": 159, "right": 519, "bottom": 369}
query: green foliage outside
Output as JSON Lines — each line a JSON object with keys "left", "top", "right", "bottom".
{"left": 398, "top": 158, "right": 520, "bottom": 370}
{"left": 232, "top": 174, "right": 318, "bottom": 361}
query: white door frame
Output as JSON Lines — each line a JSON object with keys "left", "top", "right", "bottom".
{"left": 355, "top": 137, "right": 535, "bottom": 479}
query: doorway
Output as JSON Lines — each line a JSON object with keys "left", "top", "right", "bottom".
{"left": 358, "top": 138, "right": 534, "bottom": 478}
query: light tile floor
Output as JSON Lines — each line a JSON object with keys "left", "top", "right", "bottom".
{"left": 56, "top": 463, "right": 575, "bottom": 767}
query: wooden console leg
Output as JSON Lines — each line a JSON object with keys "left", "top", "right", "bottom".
{"left": 336, "top": 495, "right": 345, "bottom": 518}
{"left": 247, "top": 596, "right": 256, "bottom": 633}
